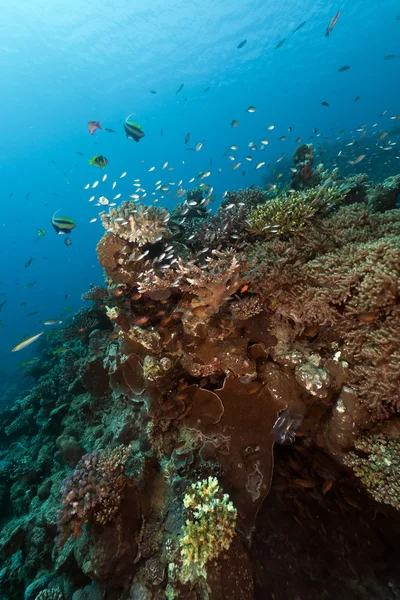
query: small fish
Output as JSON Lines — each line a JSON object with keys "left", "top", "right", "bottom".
{"left": 245, "top": 106, "right": 256, "bottom": 113}
{"left": 196, "top": 141, "right": 205, "bottom": 151}
{"left": 176, "top": 83, "right": 184, "bottom": 94}
{"left": 198, "top": 171, "right": 211, "bottom": 179}
{"left": 350, "top": 154, "right": 366, "bottom": 165}
{"left": 149, "top": 89, "right": 157, "bottom": 94}
{"left": 354, "top": 96, "right": 361, "bottom": 102}
{"left": 26, "top": 311, "right": 38, "bottom": 317}
{"left": 24, "top": 257, "right": 33, "bottom": 268}
{"left": 12, "top": 331, "right": 44, "bottom": 352}
{"left": 231, "top": 120, "right": 239, "bottom": 127}
{"left": 44, "top": 319, "right": 63, "bottom": 325}
{"left": 0, "top": 300, "right": 6, "bottom": 311}
{"left": 321, "top": 101, "right": 329, "bottom": 106}
{"left": 384, "top": 54, "right": 398, "bottom": 60}
{"left": 378, "top": 132, "right": 388, "bottom": 140}
{"left": 76, "top": 151, "right": 84, "bottom": 156}
{"left": 203, "top": 86, "right": 210, "bottom": 93}
{"left": 64, "top": 236, "right": 72, "bottom": 246}
{"left": 89, "top": 155, "right": 108, "bottom": 168}
{"left": 26, "top": 193, "right": 30, "bottom": 199}
{"left": 275, "top": 38, "right": 286, "bottom": 49}
{"left": 19, "top": 358, "right": 39, "bottom": 368}
{"left": 89, "top": 218, "right": 97, "bottom": 223}
{"left": 52, "top": 346, "right": 68, "bottom": 355}
{"left": 279, "top": 135, "right": 287, "bottom": 141}
{"left": 293, "top": 21, "right": 307, "bottom": 33}
{"left": 51, "top": 210, "right": 76, "bottom": 235}
{"left": 25, "top": 281, "right": 36, "bottom": 288}
{"left": 134, "top": 316, "right": 150, "bottom": 326}
{"left": 325, "top": 11, "right": 340, "bottom": 37}
{"left": 255, "top": 161, "right": 265, "bottom": 169}
{"left": 338, "top": 65, "right": 350, "bottom": 72}
{"left": 295, "top": 137, "right": 302, "bottom": 143}
{"left": 266, "top": 124, "right": 275, "bottom": 130}
{"left": 185, "top": 132, "right": 191, "bottom": 144}
{"left": 104, "top": 128, "right": 116, "bottom": 133}
{"left": 237, "top": 39, "right": 247, "bottom": 49}
{"left": 88, "top": 120, "right": 102, "bottom": 135}
{"left": 232, "top": 162, "right": 241, "bottom": 170}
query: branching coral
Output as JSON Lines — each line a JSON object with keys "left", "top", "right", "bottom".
{"left": 100, "top": 202, "right": 171, "bottom": 246}
{"left": 343, "top": 433, "right": 400, "bottom": 510}
{"left": 56, "top": 444, "right": 131, "bottom": 548}
{"left": 62, "top": 308, "right": 102, "bottom": 343}
{"left": 179, "top": 476, "right": 237, "bottom": 583}
{"left": 247, "top": 185, "right": 344, "bottom": 237}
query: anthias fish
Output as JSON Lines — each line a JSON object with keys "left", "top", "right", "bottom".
{"left": 51, "top": 210, "right": 76, "bottom": 235}
{"left": 12, "top": 331, "right": 44, "bottom": 352}
{"left": 124, "top": 116, "right": 145, "bottom": 142}
{"left": 88, "top": 120, "right": 102, "bottom": 135}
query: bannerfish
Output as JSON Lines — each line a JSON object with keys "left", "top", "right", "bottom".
{"left": 89, "top": 155, "right": 108, "bottom": 168}
{"left": 88, "top": 120, "right": 102, "bottom": 135}
{"left": 51, "top": 210, "right": 76, "bottom": 235}
{"left": 124, "top": 116, "right": 145, "bottom": 142}
{"left": 12, "top": 331, "right": 44, "bottom": 352}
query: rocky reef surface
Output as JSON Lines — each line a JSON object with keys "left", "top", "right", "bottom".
{"left": 2, "top": 146, "right": 400, "bottom": 599}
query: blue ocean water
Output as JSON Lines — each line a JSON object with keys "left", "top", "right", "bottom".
{"left": 0, "top": 0, "right": 399, "bottom": 395}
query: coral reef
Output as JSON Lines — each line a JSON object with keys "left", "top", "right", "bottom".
{"left": 2, "top": 145, "right": 400, "bottom": 600}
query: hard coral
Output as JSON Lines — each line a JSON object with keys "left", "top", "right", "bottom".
{"left": 56, "top": 444, "right": 131, "bottom": 548}
{"left": 343, "top": 433, "right": 400, "bottom": 510}
{"left": 247, "top": 186, "right": 343, "bottom": 237}
{"left": 179, "top": 476, "right": 237, "bottom": 584}
{"left": 100, "top": 202, "right": 171, "bottom": 246}
{"left": 34, "top": 590, "right": 63, "bottom": 600}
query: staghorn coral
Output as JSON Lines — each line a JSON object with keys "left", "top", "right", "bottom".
{"left": 343, "top": 433, "right": 400, "bottom": 510}
{"left": 56, "top": 444, "right": 131, "bottom": 548}
{"left": 247, "top": 185, "right": 344, "bottom": 237}
{"left": 100, "top": 201, "right": 171, "bottom": 246}
{"left": 179, "top": 476, "right": 237, "bottom": 584}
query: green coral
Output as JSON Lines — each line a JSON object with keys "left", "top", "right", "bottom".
{"left": 179, "top": 476, "right": 237, "bottom": 584}
{"left": 343, "top": 433, "right": 400, "bottom": 510}
{"left": 247, "top": 185, "right": 343, "bottom": 237}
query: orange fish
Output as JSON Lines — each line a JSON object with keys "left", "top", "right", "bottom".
{"left": 88, "top": 120, "right": 102, "bottom": 135}
{"left": 134, "top": 316, "right": 149, "bottom": 325}
{"left": 240, "top": 284, "right": 249, "bottom": 293}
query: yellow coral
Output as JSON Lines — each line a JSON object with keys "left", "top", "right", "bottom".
{"left": 247, "top": 186, "right": 343, "bottom": 237}
{"left": 179, "top": 476, "right": 237, "bottom": 584}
